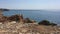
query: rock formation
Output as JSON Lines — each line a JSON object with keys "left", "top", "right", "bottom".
{"left": 0, "top": 9, "right": 8, "bottom": 24}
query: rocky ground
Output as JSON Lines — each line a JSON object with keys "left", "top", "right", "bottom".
{"left": 0, "top": 22, "right": 60, "bottom": 34}
{"left": 0, "top": 9, "right": 60, "bottom": 34}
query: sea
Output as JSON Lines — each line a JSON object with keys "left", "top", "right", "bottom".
{"left": 3, "top": 10, "right": 60, "bottom": 25}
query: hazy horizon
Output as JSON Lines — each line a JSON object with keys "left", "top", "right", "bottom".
{"left": 0, "top": 0, "right": 60, "bottom": 10}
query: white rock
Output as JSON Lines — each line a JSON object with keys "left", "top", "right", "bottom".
{"left": 0, "top": 23, "right": 2, "bottom": 24}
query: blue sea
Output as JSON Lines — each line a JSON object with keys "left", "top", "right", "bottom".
{"left": 3, "top": 10, "right": 60, "bottom": 25}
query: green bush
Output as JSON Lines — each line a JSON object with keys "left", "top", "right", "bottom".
{"left": 38, "top": 20, "right": 57, "bottom": 26}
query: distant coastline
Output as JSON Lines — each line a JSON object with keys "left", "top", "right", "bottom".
{"left": 0, "top": 8, "right": 9, "bottom": 11}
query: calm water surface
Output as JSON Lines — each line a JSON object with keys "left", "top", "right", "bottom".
{"left": 3, "top": 10, "right": 60, "bottom": 25}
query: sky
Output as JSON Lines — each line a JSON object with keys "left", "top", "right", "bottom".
{"left": 0, "top": 0, "right": 60, "bottom": 10}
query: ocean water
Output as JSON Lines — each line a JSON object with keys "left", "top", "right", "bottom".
{"left": 3, "top": 10, "right": 60, "bottom": 24}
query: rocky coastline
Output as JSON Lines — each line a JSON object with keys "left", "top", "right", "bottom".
{"left": 0, "top": 9, "right": 60, "bottom": 34}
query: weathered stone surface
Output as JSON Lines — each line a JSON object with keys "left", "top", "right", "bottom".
{"left": 0, "top": 23, "right": 60, "bottom": 34}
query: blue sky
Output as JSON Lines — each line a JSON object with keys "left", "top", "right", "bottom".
{"left": 0, "top": 0, "right": 60, "bottom": 10}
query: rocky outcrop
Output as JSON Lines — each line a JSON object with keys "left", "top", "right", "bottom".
{"left": 0, "top": 9, "right": 8, "bottom": 24}
{"left": 6, "top": 14, "right": 36, "bottom": 24}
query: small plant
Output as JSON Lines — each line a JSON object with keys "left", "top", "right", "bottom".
{"left": 25, "top": 18, "right": 32, "bottom": 23}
